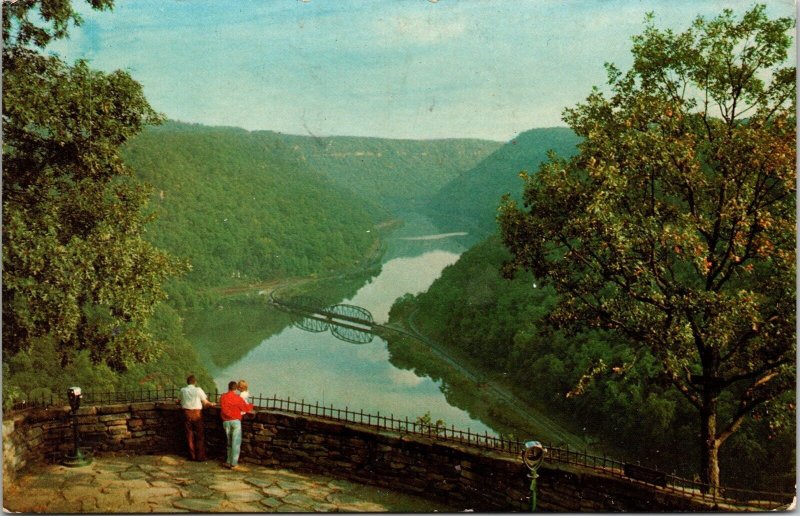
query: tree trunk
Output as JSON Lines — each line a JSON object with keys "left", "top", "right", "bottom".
{"left": 699, "top": 399, "right": 720, "bottom": 493}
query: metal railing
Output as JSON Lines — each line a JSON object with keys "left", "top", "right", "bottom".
{"left": 10, "top": 388, "right": 794, "bottom": 509}
{"left": 542, "top": 446, "right": 793, "bottom": 509}
{"left": 241, "top": 392, "right": 524, "bottom": 453}
{"left": 11, "top": 387, "right": 184, "bottom": 409}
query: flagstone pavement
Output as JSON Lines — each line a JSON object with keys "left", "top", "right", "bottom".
{"left": 3, "top": 453, "right": 455, "bottom": 513}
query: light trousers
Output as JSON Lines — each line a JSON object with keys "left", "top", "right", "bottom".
{"left": 223, "top": 419, "right": 242, "bottom": 466}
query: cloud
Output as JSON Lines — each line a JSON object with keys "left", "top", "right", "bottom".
{"left": 356, "top": 345, "right": 390, "bottom": 363}
{"left": 380, "top": 12, "right": 467, "bottom": 45}
{"left": 389, "top": 368, "right": 425, "bottom": 388}
{"left": 52, "top": 0, "right": 796, "bottom": 142}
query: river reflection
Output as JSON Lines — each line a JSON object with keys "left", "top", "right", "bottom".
{"left": 193, "top": 220, "right": 493, "bottom": 434}
{"left": 344, "top": 250, "right": 459, "bottom": 324}
{"left": 215, "top": 325, "right": 491, "bottom": 432}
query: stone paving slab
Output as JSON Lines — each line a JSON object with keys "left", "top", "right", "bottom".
{"left": 3, "top": 453, "right": 454, "bottom": 513}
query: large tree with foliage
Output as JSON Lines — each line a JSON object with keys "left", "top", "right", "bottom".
{"left": 3, "top": 0, "right": 184, "bottom": 384}
{"left": 499, "top": 6, "right": 795, "bottom": 489}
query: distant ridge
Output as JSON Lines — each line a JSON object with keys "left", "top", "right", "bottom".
{"left": 274, "top": 133, "right": 501, "bottom": 213}
{"left": 423, "top": 127, "right": 581, "bottom": 240}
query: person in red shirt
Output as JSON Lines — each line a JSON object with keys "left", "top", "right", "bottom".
{"left": 220, "top": 380, "right": 253, "bottom": 469}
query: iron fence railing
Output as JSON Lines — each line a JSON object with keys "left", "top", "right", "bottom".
{"left": 243, "top": 392, "right": 525, "bottom": 453}
{"left": 11, "top": 387, "right": 184, "bottom": 409}
{"left": 542, "top": 446, "right": 793, "bottom": 509}
{"left": 10, "top": 389, "right": 794, "bottom": 509}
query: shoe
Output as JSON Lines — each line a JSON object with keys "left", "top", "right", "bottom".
{"left": 222, "top": 463, "right": 231, "bottom": 469}
{"left": 229, "top": 465, "right": 239, "bottom": 471}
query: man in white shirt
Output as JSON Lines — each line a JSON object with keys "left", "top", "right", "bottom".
{"left": 178, "top": 375, "right": 214, "bottom": 461}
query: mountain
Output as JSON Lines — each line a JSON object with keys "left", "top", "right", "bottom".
{"left": 122, "top": 122, "right": 386, "bottom": 290}
{"left": 122, "top": 122, "right": 501, "bottom": 292}
{"left": 275, "top": 133, "right": 502, "bottom": 213}
{"left": 424, "top": 127, "right": 581, "bottom": 240}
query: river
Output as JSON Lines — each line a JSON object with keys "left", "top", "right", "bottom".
{"left": 185, "top": 216, "right": 496, "bottom": 434}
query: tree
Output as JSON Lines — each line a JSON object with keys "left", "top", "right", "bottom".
{"left": 499, "top": 5, "right": 795, "bottom": 489}
{"left": 3, "top": 1, "right": 185, "bottom": 377}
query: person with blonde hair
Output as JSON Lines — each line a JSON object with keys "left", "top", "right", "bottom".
{"left": 237, "top": 379, "right": 251, "bottom": 416}
{"left": 237, "top": 379, "right": 250, "bottom": 404}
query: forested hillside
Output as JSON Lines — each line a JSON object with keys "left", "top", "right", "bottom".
{"left": 424, "top": 127, "right": 580, "bottom": 239}
{"left": 122, "top": 122, "right": 386, "bottom": 295}
{"left": 389, "top": 236, "right": 795, "bottom": 491}
{"left": 276, "top": 134, "right": 501, "bottom": 212}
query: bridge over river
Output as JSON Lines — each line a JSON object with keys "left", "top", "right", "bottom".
{"left": 269, "top": 293, "right": 384, "bottom": 344}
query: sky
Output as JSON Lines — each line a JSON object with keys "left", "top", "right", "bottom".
{"left": 51, "top": 0, "right": 796, "bottom": 141}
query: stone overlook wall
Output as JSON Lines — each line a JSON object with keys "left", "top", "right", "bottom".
{"left": 3, "top": 402, "right": 740, "bottom": 512}
{"left": 2, "top": 402, "right": 184, "bottom": 484}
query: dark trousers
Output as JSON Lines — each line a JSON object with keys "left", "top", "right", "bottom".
{"left": 183, "top": 409, "right": 206, "bottom": 461}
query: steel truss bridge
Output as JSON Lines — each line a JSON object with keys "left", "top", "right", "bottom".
{"left": 270, "top": 294, "right": 378, "bottom": 344}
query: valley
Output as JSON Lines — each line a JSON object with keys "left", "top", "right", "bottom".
{"left": 5, "top": 1, "right": 794, "bottom": 504}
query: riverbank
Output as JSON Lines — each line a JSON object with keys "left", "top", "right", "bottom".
{"left": 212, "top": 218, "right": 402, "bottom": 300}
{"left": 381, "top": 303, "right": 608, "bottom": 453}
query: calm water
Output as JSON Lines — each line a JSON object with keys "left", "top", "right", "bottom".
{"left": 193, "top": 218, "right": 494, "bottom": 434}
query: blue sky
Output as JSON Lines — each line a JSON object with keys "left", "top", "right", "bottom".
{"left": 51, "top": 0, "right": 795, "bottom": 141}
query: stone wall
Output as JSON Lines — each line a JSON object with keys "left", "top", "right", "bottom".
{"left": 3, "top": 402, "right": 741, "bottom": 511}
{"left": 237, "top": 410, "right": 530, "bottom": 511}
{"left": 233, "top": 409, "right": 733, "bottom": 512}
{"left": 3, "top": 402, "right": 184, "bottom": 484}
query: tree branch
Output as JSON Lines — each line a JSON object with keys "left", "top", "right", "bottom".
{"left": 717, "top": 368, "right": 789, "bottom": 445}
{"left": 722, "top": 358, "right": 791, "bottom": 388}
{"left": 668, "top": 369, "right": 702, "bottom": 409}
